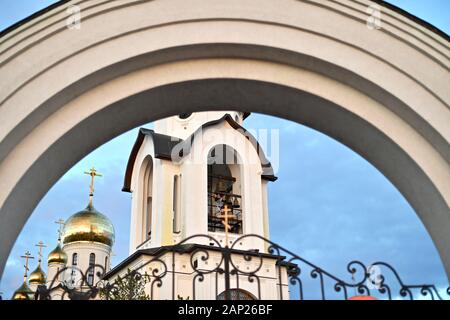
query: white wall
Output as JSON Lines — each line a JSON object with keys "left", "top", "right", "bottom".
{"left": 63, "top": 241, "right": 111, "bottom": 287}
{"left": 155, "top": 111, "right": 244, "bottom": 139}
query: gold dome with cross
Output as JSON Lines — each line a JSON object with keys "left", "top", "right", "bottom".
{"left": 61, "top": 168, "right": 115, "bottom": 247}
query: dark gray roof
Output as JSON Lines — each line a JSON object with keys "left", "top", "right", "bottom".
{"left": 139, "top": 128, "right": 182, "bottom": 160}
{"left": 122, "top": 114, "right": 277, "bottom": 192}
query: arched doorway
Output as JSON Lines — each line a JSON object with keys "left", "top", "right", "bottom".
{"left": 217, "top": 289, "right": 257, "bottom": 300}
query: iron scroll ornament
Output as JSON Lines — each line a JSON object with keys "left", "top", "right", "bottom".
{"left": 229, "top": 234, "right": 449, "bottom": 300}
{"left": 33, "top": 234, "right": 450, "bottom": 300}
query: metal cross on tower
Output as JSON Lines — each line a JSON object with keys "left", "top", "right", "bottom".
{"left": 55, "top": 219, "right": 65, "bottom": 242}
{"left": 84, "top": 167, "right": 102, "bottom": 206}
{"left": 20, "top": 251, "right": 34, "bottom": 280}
{"left": 218, "top": 204, "right": 236, "bottom": 246}
{"left": 35, "top": 241, "right": 47, "bottom": 264}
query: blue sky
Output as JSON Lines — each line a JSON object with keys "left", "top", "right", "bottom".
{"left": 1, "top": 1, "right": 449, "bottom": 300}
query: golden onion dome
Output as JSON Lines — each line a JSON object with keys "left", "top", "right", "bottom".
{"left": 47, "top": 243, "right": 67, "bottom": 265}
{"left": 62, "top": 204, "right": 115, "bottom": 246}
{"left": 11, "top": 282, "right": 34, "bottom": 300}
{"left": 29, "top": 264, "right": 46, "bottom": 285}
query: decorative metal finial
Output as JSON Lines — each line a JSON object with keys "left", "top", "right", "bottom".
{"left": 84, "top": 167, "right": 102, "bottom": 206}
{"left": 218, "top": 204, "right": 236, "bottom": 246}
{"left": 351, "top": 270, "right": 358, "bottom": 297}
{"left": 35, "top": 241, "right": 47, "bottom": 264}
{"left": 20, "top": 251, "right": 34, "bottom": 281}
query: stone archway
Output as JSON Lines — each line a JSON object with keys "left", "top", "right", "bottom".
{"left": 0, "top": 0, "right": 448, "bottom": 279}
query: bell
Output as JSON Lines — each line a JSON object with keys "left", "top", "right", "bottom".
{"left": 232, "top": 197, "right": 240, "bottom": 208}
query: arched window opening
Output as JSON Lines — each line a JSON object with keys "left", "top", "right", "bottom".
{"left": 207, "top": 145, "right": 242, "bottom": 234}
{"left": 217, "top": 289, "right": 256, "bottom": 300}
{"left": 87, "top": 253, "right": 95, "bottom": 286}
{"left": 143, "top": 158, "right": 153, "bottom": 242}
{"left": 105, "top": 256, "right": 109, "bottom": 271}
{"left": 72, "top": 253, "right": 78, "bottom": 266}
{"left": 71, "top": 253, "right": 78, "bottom": 278}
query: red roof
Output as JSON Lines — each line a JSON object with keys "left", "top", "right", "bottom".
{"left": 348, "top": 295, "right": 378, "bottom": 300}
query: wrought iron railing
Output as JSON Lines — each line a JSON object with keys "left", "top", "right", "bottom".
{"left": 31, "top": 234, "right": 450, "bottom": 300}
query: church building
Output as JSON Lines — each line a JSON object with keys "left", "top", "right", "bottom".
{"left": 11, "top": 111, "right": 292, "bottom": 300}
{"left": 11, "top": 169, "right": 115, "bottom": 300}
{"left": 103, "top": 111, "right": 292, "bottom": 300}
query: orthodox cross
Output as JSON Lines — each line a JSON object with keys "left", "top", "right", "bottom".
{"left": 84, "top": 167, "right": 102, "bottom": 206}
{"left": 20, "top": 251, "right": 34, "bottom": 279}
{"left": 218, "top": 204, "right": 236, "bottom": 246}
{"left": 55, "top": 219, "right": 65, "bottom": 242}
{"left": 35, "top": 241, "right": 47, "bottom": 264}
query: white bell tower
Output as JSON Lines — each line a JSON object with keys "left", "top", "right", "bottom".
{"left": 108, "top": 111, "right": 290, "bottom": 300}
{"left": 125, "top": 111, "right": 276, "bottom": 253}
